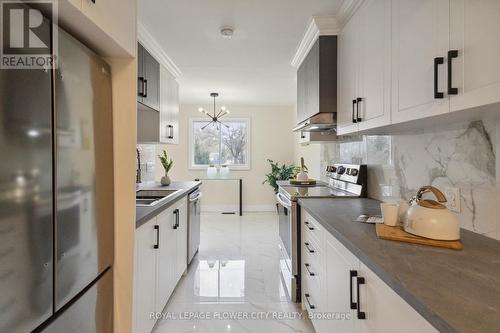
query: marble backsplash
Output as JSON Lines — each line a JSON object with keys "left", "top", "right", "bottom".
{"left": 320, "top": 119, "right": 500, "bottom": 240}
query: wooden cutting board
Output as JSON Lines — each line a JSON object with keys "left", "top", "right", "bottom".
{"left": 375, "top": 224, "right": 463, "bottom": 250}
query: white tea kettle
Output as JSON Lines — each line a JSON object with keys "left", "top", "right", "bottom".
{"left": 404, "top": 186, "right": 460, "bottom": 240}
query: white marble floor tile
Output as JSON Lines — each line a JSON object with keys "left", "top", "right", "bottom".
{"left": 153, "top": 213, "right": 314, "bottom": 333}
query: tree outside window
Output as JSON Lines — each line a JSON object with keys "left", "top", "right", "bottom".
{"left": 190, "top": 118, "right": 250, "bottom": 169}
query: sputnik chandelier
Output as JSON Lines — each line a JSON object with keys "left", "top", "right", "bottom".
{"left": 198, "top": 92, "right": 230, "bottom": 130}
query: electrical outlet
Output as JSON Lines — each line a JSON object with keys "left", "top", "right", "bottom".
{"left": 445, "top": 187, "right": 461, "bottom": 213}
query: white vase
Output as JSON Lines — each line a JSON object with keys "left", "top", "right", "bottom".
{"left": 207, "top": 165, "right": 217, "bottom": 179}
{"left": 220, "top": 165, "right": 230, "bottom": 178}
{"left": 161, "top": 174, "right": 171, "bottom": 186}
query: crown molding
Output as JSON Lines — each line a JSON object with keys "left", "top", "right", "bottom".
{"left": 290, "top": 15, "right": 339, "bottom": 69}
{"left": 138, "top": 21, "right": 182, "bottom": 79}
{"left": 336, "top": 0, "right": 364, "bottom": 28}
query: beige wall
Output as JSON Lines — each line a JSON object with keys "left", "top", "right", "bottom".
{"left": 152, "top": 104, "right": 296, "bottom": 211}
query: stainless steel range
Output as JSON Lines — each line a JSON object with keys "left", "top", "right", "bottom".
{"left": 276, "top": 164, "right": 367, "bottom": 302}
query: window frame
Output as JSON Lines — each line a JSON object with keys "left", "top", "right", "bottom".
{"left": 188, "top": 117, "right": 251, "bottom": 170}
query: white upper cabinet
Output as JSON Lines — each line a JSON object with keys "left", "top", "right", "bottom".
{"left": 336, "top": 0, "right": 500, "bottom": 135}
{"left": 449, "top": 0, "right": 500, "bottom": 112}
{"left": 357, "top": 0, "right": 391, "bottom": 131}
{"left": 338, "top": 0, "right": 391, "bottom": 135}
{"left": 391, "top": 0, "right": 451, "bottom": 124}
{"left": 337, "top": 14, "right": 360, "bottom": 135}
{"left": 160, "top": 66, "right": 180, "bottom": 144}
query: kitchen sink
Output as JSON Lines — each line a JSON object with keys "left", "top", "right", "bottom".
{"left": 136, "top": 189, "right": 181, "bottom": 207}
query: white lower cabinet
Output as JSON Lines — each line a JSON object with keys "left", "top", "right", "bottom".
{"left": 301, "top": 208, "right": 438, "bottom": 333}
{"left": 134, "top": 218, "right": 158, "bottom": 333}
{"left": 357, "top": 262, "right": 438, "bottom": 333}
{"left": 134, "top": 197, "right": 188, "bottom": 333}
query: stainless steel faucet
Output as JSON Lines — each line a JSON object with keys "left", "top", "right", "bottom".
{"left": 136, "top": 148, "right": 142, "bottom": 184}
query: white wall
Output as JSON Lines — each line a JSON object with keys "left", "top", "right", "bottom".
{"left": 141, "top": 104, "right": 296, "bottom": 212}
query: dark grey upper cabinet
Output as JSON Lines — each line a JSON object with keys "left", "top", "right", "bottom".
{"left": 296, "top": 36, "right": 337, "bottom": 124}
{"left": 137, "top": 43, "right": 160, "bottom": 111}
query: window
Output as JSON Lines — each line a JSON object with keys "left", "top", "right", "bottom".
{"left": 189, "top": 118, "right": 251, "bottom": 169}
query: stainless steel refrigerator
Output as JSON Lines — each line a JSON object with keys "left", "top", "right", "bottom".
{"left": 0, "top": 26, "right": 113, "bottom": 333}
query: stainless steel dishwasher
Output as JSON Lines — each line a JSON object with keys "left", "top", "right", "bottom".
{"left": 188, "top": 188, "right": 202, "bottom": 264}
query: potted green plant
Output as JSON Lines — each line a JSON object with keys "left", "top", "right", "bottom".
{"left": 158, "top": 150, "right": 173, "bottom": 186}
{"left": 263, "top": 159, "right": 300, "bottom": 194}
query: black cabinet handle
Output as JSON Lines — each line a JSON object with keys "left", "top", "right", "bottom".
{"left": 352, "top": 99, "right": 357, "bottom": 123}
{"left": 304, "top": 221, "right": 314, "bottom": 231}
{"left": 350, "top": 270, "right": 358, "bottom": 310}
{"left": 304, "top": 263, "right": 315, "bottom": 276}
{"left": 168, "top": 125, "right": 174, "bottom": 139}
{"left": 304, "top": 293, "right": 316, "bottom": 310}
{"left": 143, "top": 79, "right": 148, "bottom": 98}
{"left": 173, "top": 209, "right": 179, "bottom": 230}
{"left": 434, "top": 57, "right": 444, "bottom": 99}
{"left": 138, "top": 77, "right": 144, "bottom": 97}
{"left": 356, "top": 97, "right": 362, "bottom": 122}
{"left": 356, "top": 276, "right": 366, "bottom": 319}
{"left": 154, "top": 225, "right": 159, "bottom": 249}
{"left": 304, "top": 242, "right": 315, "bottom": 253}
{"left": 447, "top": 50, "right": 458, "bottom": 95}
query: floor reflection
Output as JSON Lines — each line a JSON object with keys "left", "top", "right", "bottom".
{"left": 196, "top": 260, "right": 245, "bottom": 302}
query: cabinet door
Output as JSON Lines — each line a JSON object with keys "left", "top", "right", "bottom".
{"left": 337, "top": 15, "right": 359, "bottom": 135}
{"left": 142, "top": 49, "right": 160, "bottom": 111}
{"left": 133, "top": 219, "right": 157, "bottom": 333}
{"left": 155, "top": 206, "right": 177, "bottom": 313}
{"left": 159, "top": 66, "right": 170, "bottom": 143}
{"left": 449, "top": 0, "right": 500, "bottom": 112}
{"left": 305, "top": 40, "right": 320, "bottom": 121}
{"left": 166, "top": 74, "right": 180, "bottom": 144}
{"left": 81, "top": 0, "right": 135, "bottom": 55}
{"left": 175, "top": 198, "right": 188, "bottom": 280}
{"left": 357, "top": 0, "right": 391, "bottom": 131}
{"left": 357, "top": 263, "right": 438, "bottom": 333}
{"left": 137, "top": 44, "right": 144, "bottom": 104}
{"left": 391, "top": 0, "right": 450, "bottom": 124}
{"left": 324, "top": 232, "right": 359, "bottom": 333}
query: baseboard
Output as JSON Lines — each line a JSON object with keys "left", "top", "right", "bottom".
{"left": 201, "top": 204, "right": 276, "bottom": 213}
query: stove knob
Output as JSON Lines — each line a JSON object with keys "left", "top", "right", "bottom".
{"left": 337, "top": 166, "right": 346, "bottom": 175}
{"left": 351, "top": 169, "right": 359, "bottom": 176}
{"left": 346, "top": 168, "right": 351, "bottom": 175}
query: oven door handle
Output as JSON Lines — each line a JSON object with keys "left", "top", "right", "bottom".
{"left": 276, "top": 192, "right": 292, "bottom": 209}
{"left": 189, "top": 191, "right": 203, "bottom": 202}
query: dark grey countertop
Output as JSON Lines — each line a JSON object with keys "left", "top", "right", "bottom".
{"left": 298, "top": 198, "right": 500, "bottom": 333}
{"left": 136, "top": 181, "right": 201, "bottom": 228}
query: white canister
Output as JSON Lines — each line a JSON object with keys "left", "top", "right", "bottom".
{"left": 381, "top": 202, "right": 399, "bottom": 226}
{"left": 220, "top": 165, "right": 230, "bottom": 178}
{"left": 207, "top": 165, "right": 217, "bottom": 179}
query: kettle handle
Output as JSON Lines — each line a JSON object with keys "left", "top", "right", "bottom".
{"left": 414, "top": 186, "right": 448, "bottom": 209}
{"left": 416, "top": 186, "right": 447, "bottom": 203}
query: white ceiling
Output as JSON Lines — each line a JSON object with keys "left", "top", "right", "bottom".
{"left": 139, "top": 0, "right": 343, "bottom": 106}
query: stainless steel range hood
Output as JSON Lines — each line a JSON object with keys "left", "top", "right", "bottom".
{"left": 293, "top": 113, "right": 337, "bottom": 132}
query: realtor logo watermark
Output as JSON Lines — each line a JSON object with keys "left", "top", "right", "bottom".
{"left": 1, "top": 0, "right": 57, "bottom": 69}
